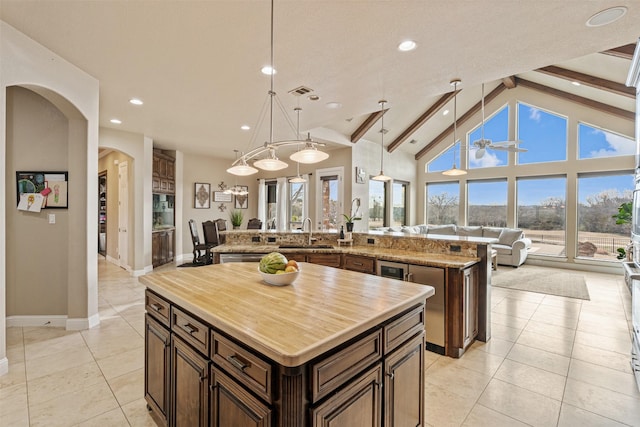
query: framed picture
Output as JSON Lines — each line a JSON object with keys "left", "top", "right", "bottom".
{"left": 355, "top": 167, "right": 366, "bottom": 184}
{"left": 16, "top": 171, "right": 69, "bottom": 209}
{"left": 234, "top": 186, "right": 249, "bottom": 209}
{"left": 194, "top": 182, "right": 211, "bottom": 209}
{"left": 213, "top": 191, "right": 232, "bottom": 203}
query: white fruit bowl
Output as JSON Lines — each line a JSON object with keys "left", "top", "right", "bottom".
{"left": 258, "top": 268, "right": 300, "bottom": 286}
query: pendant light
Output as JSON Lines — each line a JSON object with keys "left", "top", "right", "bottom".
{"left": 289, "top": 107, "right": 307, "bottom": 183}
{"left": 371, "top": 99, "right": 391, "bottom": 182}
{"left": 442, "top": 79, "right": 467, "bottom": 176}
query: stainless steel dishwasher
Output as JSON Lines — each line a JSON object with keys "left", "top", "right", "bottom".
{"left": 377, "top": 260, "right": 446, "bottom": 354}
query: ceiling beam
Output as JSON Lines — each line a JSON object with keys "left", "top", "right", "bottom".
{"left": 414, "top": 83, "right": 506, "bottom": 161}
{"left": 350, "top": 108, "right": 388, "bottom": 143}
{"left": 387, "top": 91, "right": 458, "bottom": 153}
{"left": 600, "top": 43, "right": 636, "bottom": 60}
{"left": 536, "top": 65, "right": 635, "bottom": 98}
{"left": 502, "top": 76, "right": 517, "bottom": 89}
{"left": 517, "top": 77, "right": 634, "bottom": 121}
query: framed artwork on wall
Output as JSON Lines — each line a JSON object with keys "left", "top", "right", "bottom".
{"left": 234, "top": 186, "right": 249, "bottom": 209}
{"left": 194, "top": 182, "right": 211, "bottom": 209}
{"left": 213, "top": 191, "right": 232, "bottom": 203}
{"left": 16, "top": 171, "right": 69, "bottom": 209}
{"left": 355, "top": 167, "right": 366, "bottom": 184}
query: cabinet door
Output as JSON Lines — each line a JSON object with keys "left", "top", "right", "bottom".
{"left": 158, "top": 157, "right": 168, "bottom": 178}
{"left": 384, "top": 333, "right": 424, "bottom": 427}
{"left": 171, "top": 336, "right": 209, "bottom": 427}
{"left": 145, "top": 314, "right": 171, "bottom": 427}
{"left": 209, "top": 366, "right": 272, "bottom": 427}
{"left": 152, "top": 233, "right": 162, "bottom": 267}
{"left": 307, "top": 253, "right": 342, "bottom": 268}
{"left": 167, "top": 160, "right": 175, "bottom": 179}
{"left": 343, "top": 255, "right": 375, "bottom": 274}
{"left": 462, "top": 265, "right": 479, "bottom": 349}
{"left": 312, "top": 364, "right": 382, "bottom": 427}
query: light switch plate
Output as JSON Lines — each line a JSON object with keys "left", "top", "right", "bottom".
{"left": 48, "top": 214, "right": 56, "bottom": 224}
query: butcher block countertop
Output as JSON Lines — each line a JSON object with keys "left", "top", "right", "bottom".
{"left": 140, "top": 262, "right": 433, "bottom": 367}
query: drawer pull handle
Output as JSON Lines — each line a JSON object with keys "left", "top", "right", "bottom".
{"left": 227, "top": 355, "right": 249, "bottom": 371}
{"left": 183, "top": 323, "right": 198, "bottom": 334}
{"left": 386, "top": 372, "right": 394, "bottom": 380}
{"left": 374, "top": 381, "right": 383, "bottom": 389}
{"left": 354, "top": 262, "right": 363, "bottom": 266}
{"left": 150, "top": 303, "right": 163, "bottom": 312}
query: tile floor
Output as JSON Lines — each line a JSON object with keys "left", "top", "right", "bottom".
{"left": 2, "top": 259, "right": 640, "bottom": 426}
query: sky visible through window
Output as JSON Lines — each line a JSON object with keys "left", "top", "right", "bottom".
{"left": 578, "top": 123, "right": 635, "bottom": 159}
{"left": 469, "top": 105, "right": 509, "bottom": 169}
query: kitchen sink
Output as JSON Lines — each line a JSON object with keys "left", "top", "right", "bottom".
{"left": 278, "top": 244, "right": 334, "bottom": 249}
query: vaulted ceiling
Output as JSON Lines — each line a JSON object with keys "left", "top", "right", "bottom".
{"left": 1, "top": 1, "right": 638, "bottom": 161}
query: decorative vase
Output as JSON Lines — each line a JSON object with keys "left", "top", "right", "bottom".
{"left": 346, "top": 222, "right": 354, "bottom": 232}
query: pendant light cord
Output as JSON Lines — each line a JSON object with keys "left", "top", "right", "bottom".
{"left": 380, "top": 100, "right": 385, "bottom": 173}
{"left": 268, "top": 0, "right": 275, "bottom": 146}
{"left": 453, "top": 81, "right": 458, "bottom": 167}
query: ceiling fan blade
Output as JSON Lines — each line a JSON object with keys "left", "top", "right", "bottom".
{"left": 475, "top": 148, "right": 486, "bottom": 159}
{"left": 491, "top": 140, "right": 523, "bottom": 147}
{"left": 490, "top": 146, "right": 510, "bottom": 151}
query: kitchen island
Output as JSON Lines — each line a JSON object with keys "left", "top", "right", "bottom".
{"left": 141, "top": 262, "right": 434, "bottom": 427}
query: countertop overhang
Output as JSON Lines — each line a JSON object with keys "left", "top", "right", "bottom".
{"left": 140, "top": 262, "right": 433, "bottom": 367}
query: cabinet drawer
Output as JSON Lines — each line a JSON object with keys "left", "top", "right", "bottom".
{"left": 145, "top": 290, "right": 170, "bottom": 327}
{"left": 383, "top": 304, "right": 425, "bottom": 354}
{"left": 343, "top": 255, "right": 375, "bottom": 274}
{"left": 171, "top": 306, "right": 209, "bottom": 355}
{"left": 310, "top": 329, "right": 382, "bottom": 403}
{"left": 211, "top": 333, "right": 273, "bottom": 403}
{"left": 307, "top": 253, "right": 342, "bottom": 268}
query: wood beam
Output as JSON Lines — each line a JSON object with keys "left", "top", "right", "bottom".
{"left": 536, "top": 65, "right": 635, "bottom": 98}
{"left": 502, "top": 76, "right": 517, "bottom": 89}
{"left": 414, "top": 83, "right": 506, "bottom": 161}
{"left": 517, "top": 77, "right": 634, "bottom": 121}
{"left": 350, "top": 109, "right": 388, "bottom": 143}
{"left": 387, "top": 91, "right": 458, "bottom": 153}
{"left": 600, "top": 43, "right": 636, "bottom": 60}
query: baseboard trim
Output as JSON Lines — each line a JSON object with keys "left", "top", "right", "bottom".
{"left": 0, "top": 357, "right": 8, "bottom": 377}
{"left": 67, "top": 313, "right": 100, "bottom": 330}
{"left": 6, "top": 315, "right": 67, "bottom": 328}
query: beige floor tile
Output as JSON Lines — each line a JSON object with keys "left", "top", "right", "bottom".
{"left": 568, "top": 359, "right": 640, "bottom": 399}
{"left": 27, "top": 360, "right": 104, "bottom": 405}
{"left": 25, "top": 344, "right": 96, "bottom": 381}
{"left": 571, "top": 342, "right": 633, "bottom": 374}
{"left": 478, "top": 378, "right": 561, "bottom": 427}
{"left": 529, "top": 310, "right": 579, "bottom": 330}
{"left": 535, "top": 302, "right": 581, "bottom": 319}
{"left": 523, "top": 319, "right": 576, "bottom": 341}
{"left": 492, "top": 298, "right": 539, "bottom": 320}
{"left": 516, "top": 330, "right": 574, "bottom": 357}
{"left": 96, "top": 344, "right": 144, "bottom": 380}
{"left": 539, "top": 294, "right": 582, "bottom": 309}
{"left": 6, "top": 327, "right": 24, "bottom": 346}
{"left": 425, "top": 359, "right": 492, "bottom": 400}
{"left": 494, "top": 359, "right": 566, "bottom": 400}
{"left": 86, "top": 332, "right": 144, "bottom": 360}
{"left": 461, "top": 404, "right": 530, "bottom": 427}
{"left": 6, "top": 343, "right": 26, "bottom": 364}
{"left": 23, "top": 331, "right": 87, "bottom": 361}
{"left": 21, "top": 326, "right": 75, "bottom": 345}
{"left": 450, "top": 347, "right": 505, "bottom": 377}
{"left": 108, "top": 367, "right": 145, "bottom": 406}
{"left": 490, "top": 312, "right": 529, "bottom": 329}
{"left": 121, "top": 397, "right": 160, "bottom": 427}
{"left": 471, "top": 336, "right": 515, "bottom": 358}
{"left": 29, "top": 380, "right": 119, "bottom": 427}
{"left": 507, "top": 343, "right": 570, "bottom": 376}
{"left": 557, "top": 403, "right": 630, "bottom": 427}
{"left": 77, "top": 407, "right": 130, "bottom": 426}
{"left": 0, "top": 382, "right": 28, "bottom": 418}
{"left": 563, "top": 378, "right": 640, "bottom": 425}
{"left": 0, "top": 361, "right": 26, "bottom": 389}
{"left": 490, "top": 322, "right": 522, "bottom": 342}
{"left": 424, "top": 383, "right": 475, "bottom": 427}
{"left": 573, "top": 330, "right": 631, "bottom": 355}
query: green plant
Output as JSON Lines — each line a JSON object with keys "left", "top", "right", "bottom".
{"left": 229, "top": 209, "right": 244, "bottom": 227}
{"left": 343, "top": 198, "right": 362, "bottom": 223}
{"left": 612, "top": 201, "right": 632, "bottom": 260}
{"left": 342, "top": 213, "right": 361, "bottom": 223}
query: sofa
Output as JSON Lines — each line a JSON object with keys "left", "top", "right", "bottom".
{"left": 376, "top": 224, "right": 532, "bottom": 267}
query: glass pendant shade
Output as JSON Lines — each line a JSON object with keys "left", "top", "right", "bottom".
{"left": 254, "top": 148, "right": 288, "bottom": 171}
{"left": 442, "top": 165, "right": 467, "bottom": 176}
{"left": 289, "top": 175, "right": 306, "bottom": 183}
{"left": 289, "top": 142, "right": 329, "bottom": 164}
{"left": 227, "top": 157, "right": 258, "bottom": 176}
{"left": 371, "top": 171, "right": 391, "bottom": 181}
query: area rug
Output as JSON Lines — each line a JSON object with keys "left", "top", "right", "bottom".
{"left": 178, "top": 262, "right": 202, "bottom": 268}
{"left": 492, "top": 265, "right": 590, "bottom": 300}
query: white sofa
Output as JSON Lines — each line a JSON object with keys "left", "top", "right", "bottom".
{"left": 376, "top": 224, "right": 532, "bottom": 267}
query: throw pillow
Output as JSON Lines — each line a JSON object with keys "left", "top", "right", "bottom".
{"left": 427, "top": 225, "right": 457, "bottom": 236}
{"left": 498, "top": 228, "right": 524, "bottom": 246}
{"left": 482, "top": 227, "right": 503, "bottom": 239}
{"left": 457, "top": 226, "right": 483, "bottom": 237}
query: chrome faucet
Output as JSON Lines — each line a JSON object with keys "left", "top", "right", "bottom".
{"left": 303, "top": 217, "right": 313, "bottom": 245}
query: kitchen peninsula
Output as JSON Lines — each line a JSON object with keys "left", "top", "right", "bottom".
{"left": 141, "top": 262, "right": 433, "bottom": 427}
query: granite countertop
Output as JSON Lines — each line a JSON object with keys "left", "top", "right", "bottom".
{"left": 141, "top": 262, "right": 433, "bottom": 366}
{"left": 211, "top": 244, "right": 478, "bottom": 269}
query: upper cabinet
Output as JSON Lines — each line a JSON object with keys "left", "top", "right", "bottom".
{"left": 153, "top": 150, "right": 175, "bottom": 194}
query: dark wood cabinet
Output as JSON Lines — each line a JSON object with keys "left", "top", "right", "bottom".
{"left": 145, "top": 314, "right": 171, "bottom": 427}
{"left": 210, "top": 366, "right": 272, "bottom": 427}
{"left": 153, "top": 230, "right": 175, "bottom": 268}
{"left": 343, "top": 254, "right": 376, "bottom": 274}
{"left": 171, "top": 335, "right": 209, "bottom": 427}
{"left": 307, "top": 253, "right": 342, "bottom": 268}
{"left": 447, "top": 264, "right": 479, "bottom": 358}
{"left": 384, "top": 333, "right": 424, "bottom": 427}
{"left": 153, "top": 150, "right": 175, "bottom": 194}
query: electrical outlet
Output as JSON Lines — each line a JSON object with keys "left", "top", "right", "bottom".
{"left": 267, "top": 237, "right": 276, "bottom": 243}
{"left": 450, "top": 245, "right": 461, "bottom": 252}
{"left": 251, "top": 236, "right": 261, "bottom": 243}
{"left": 48, "top": 214, "right": 56, "bottom": 224}
{"left": 367, "top": 238, "right": 375, "bottom": 244}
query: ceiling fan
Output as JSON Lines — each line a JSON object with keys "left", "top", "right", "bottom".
{"left": 473, "top": 83, "right": 527, "bottom": 159}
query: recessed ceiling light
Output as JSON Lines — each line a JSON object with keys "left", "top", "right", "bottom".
{"left": 572, "top": 81, "right": 581, "bottom": 86}
{"left": 240, "top": 125, "right": 251, "bottom": 130}
{"left": 110, "top": 118, "right": 122, "bottom": 124}
{"left": 129, "top": 98, "right": 143, "bottom": 105}
{"left": 261, "top": 65, "right": 276, "bottom": 75}
{"left": 586, "top": 6, "right": 627, "bottom": 27}
{"left": 398, "top": 40, "right": 417, "bottom": 52}
{"left": 442, "top": 109, "right": 449, "bottom": 116}
{"left": 326, "top": 102, "right": 342, "bottom": 109}
{"left": 308, "top": 94, "right": 320, "bottom": 101}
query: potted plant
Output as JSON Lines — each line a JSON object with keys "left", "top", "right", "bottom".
{"left": 229, "top": 209, "right": 244, "bottom": 229}
{"left": 342, "top": 198, "right": 362, "bottom": 232}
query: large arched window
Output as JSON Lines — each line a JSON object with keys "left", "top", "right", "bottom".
{"left": 517, "top": 102, "right": 567, "bottom": 164}
{"left": 578, "top": 122, "right": 635, "bottom": 160}
{"left": 468, "top": 105, "right": 509, "bottom": 169}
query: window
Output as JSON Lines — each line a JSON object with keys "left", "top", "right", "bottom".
{"left": 392, "top": 181, "right": 408, "bottom": 227}
{"left": 426, "top": 182, "right": 459, "bottom": 225}
{"left": 577, "top": 173, "right": 633, "bottom": 261}
{"left": 289, "top": 181, "right": 305, "bottom": 230}
{"left": 319, "top": 174, "right": 339, "bottom": 230}
{"left": 467, "top": 179, "right": 507, "bottom": 226}
{"left": 517, "top": 102, "right": 567, "bottom": 164}
{"left": 468, "top": 105, "right": 509, "bottom": 169}
{"left": 427, "top": 142, "right": 462, "bottom": 173}
{"left": 578, "top": 123, "right": 634, "bottom": 160}
{"left": 517, "top": 177, "right": 567, "bottom": 256}
{"left": 369, "top": 179, "right": 386, "bottom": 229}
{"left": 265, "top": 180, "right": 277, "bottom": 229}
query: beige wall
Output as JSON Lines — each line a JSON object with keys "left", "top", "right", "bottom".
{"left": 5, "top": 86, "right": 70, "bottom": 316}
